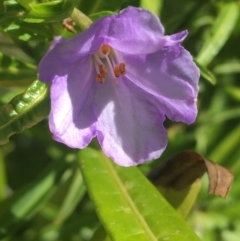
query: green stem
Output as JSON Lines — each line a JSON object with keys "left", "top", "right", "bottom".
{"left": 71, "top": 8, "right": 93, "bottom": 31}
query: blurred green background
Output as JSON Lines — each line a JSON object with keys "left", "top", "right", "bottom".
{"left": 1, "top": 0, "right": 240, "bottom": 240}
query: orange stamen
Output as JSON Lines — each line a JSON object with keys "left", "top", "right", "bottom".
{"left": 99, "top": 64, "right": 107, "bottom": 77}
{"left": 101, "top": 44, "right": 111, "bottom": 55}
{"left": 119, "top": 63, "right": 126, "bottom": 75}
{"left": 114, "top": 63, "right": 126, "bottom": 77}
{"left": 96, "top": 64, "right": 107, "bottom": 84}
{"left": 96, "top": 73, "right": 104, "bottom": 84}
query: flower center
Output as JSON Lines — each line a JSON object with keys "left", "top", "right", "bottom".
{"left": 93, "top": 44, "right": 126, "bottom": 84}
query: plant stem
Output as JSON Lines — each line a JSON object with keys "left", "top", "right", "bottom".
{"left": 71, "top": 8, "right": 92, "bottom": 31}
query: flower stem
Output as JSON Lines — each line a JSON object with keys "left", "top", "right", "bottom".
{"left": 71, "top": 8, "right": 93, "bottom": 31}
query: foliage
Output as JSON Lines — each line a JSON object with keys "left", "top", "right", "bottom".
{"left": 0, "top": 0, "right": 240, "bottom": 240}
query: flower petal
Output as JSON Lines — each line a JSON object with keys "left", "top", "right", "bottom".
{"left": 49, "top": 57, "right": 97, "bottom": 148}
{"left": 123, "top": 45, "right": 199, "bottom": 124}
{"left": 93, "top": 76, "right": 167, "bottom": 166}
{"left": 164, "top": 30, "right": 188, "bottom": 46}
{"left": 38, "top": 20, "right": 108, "bottom": 83}
{"left": 38, "top": 6, "right": 169, "bottom": 83}
{"left": 102, "top": 6, "right": 166, "bottom": 54}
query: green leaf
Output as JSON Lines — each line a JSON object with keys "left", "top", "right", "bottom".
{"left": 0, "top": 80, "right": 50, "bottom": 145}
{"left": 79, "top": 0, "right": 124, "bottom": 15}
{"left": 90, "top": 226, "right": 112, "bottom": 241}
{"left": 214, "top": 60, "right": 240, "bottom": 75}
{"left": 195, "top": 60, "right": 216, "bottom": 85}
{"left": 78, "top": 148, "right": 201, "bottom": 241}
{"left": 0, "top": 149, "right": 6, "bottom": 201}
{"left": 23, "top": 0, "right": 75, "bottom": 23}
{"left": 0, "top": 53, "right": 36, "bottom": 84}
{"left": 15, "top": 0, "right": 33, "bottom": 10}
{"left": 0, "top": 157, "right": 74, "bottom": 239}
{"left": 209, "top": 124, "right": 240, "bottom": 164}
{"left": 196, "top": 2, "right": 239, "bottom": 66}
{"left": 54, "top": 167, "right": 86, "bottom": 226}
{"left": 224, "top": 86, "right": 240, "bottom": 101}
{"left": 157, "top": 180, "right": 201, "bottom": 218}
{"left": 140, "top": 0, "right": 162, "bottom": 16}
{"left": 89, "top": 11, "right": 115, "bottom": 22}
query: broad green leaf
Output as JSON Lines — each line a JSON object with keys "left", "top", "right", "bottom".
{"left": 195, "top": 60, "right": 216, "bottom": 85}
{"left": 0, "top": 157, "right": 74, "bottom": 239}
{"left": 196, "top": 2, "right": 239, "bottom": 66}
{"left": 0, "top": 80, "right": 50, "bottom": 145}
{"left": 78, "top": 148, "right": 201, "bottom": 241}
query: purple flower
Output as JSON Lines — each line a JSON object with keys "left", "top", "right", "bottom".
{"left": 38, "top": 7, "right": 199, "bottom": 166}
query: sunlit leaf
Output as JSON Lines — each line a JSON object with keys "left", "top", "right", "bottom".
{"left": 0, "top": 80, "right": 50, "bottom": 145}
{"left": 78, "top": 148, "right": 201, "bottom": 241}
{"left": 23, "top": 0, "right": 75, "bottom": 23}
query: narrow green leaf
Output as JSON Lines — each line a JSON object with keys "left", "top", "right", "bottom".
{"left": 0, "top": 158, "right": 73, "bottom": 239}
{"left": 0, "top": 53, "right": 36, "bottom": 83}
{"left": 90, "top": 226, "right": 112, "bottom": 241}
{"left": 214, "top": 61, "right": 240, "bottom": 74}
{"left": 15, "top": 0, "right": 33, "bottom": 10}
{"left": 195, "top": 60, "right": 216, "bottom": 85}
{"left": 79, "top": 0, "right": 124, "bottom": 15}
{"left": 0, "top": 80, "right": 50, "bottom": 145}
{"left": 209, "top": 124, "right": 240, "bottom": 164}
{"left": 54, "top": 168, "right": 85, "bottom": 226}
{"left": 89, "top": 11, "right": 115, "bottom": 22}
{"left": 78, "top": 148, "right": 201, "bottom": 241}
{"left": 224, "top": 86, "right": 240, "bottom": 101}
{"left": 0, "top": 149, "right": 6, "bottom": 201}
{"left": 140, "top": 0, "right": 162, "bottom": 16}
{"left": 24, "top": 0, "right": 75, "bottom": 23}
{"left": 157, "top": 180, "right": 201, "bottom": 218}
{"left": 196, "top": 2, "right": 239, "bottom": 66}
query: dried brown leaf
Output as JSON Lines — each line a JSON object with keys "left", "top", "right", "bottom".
{"left": 148, "top": 150, "right": 233, "bottom": 198}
